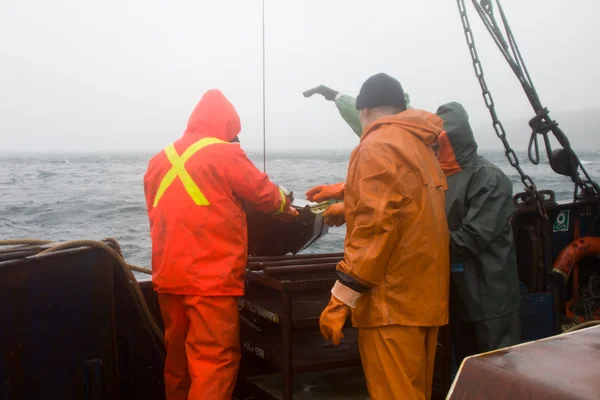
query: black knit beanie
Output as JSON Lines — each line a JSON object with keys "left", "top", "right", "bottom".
{"left": 355, "top": 73, "right": 406, "bottom": 111}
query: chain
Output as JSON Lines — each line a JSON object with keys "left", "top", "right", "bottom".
{"left": 457, "top": 0, "right": 537, "bottom": 194}
{"left": 459, "top": 0, "right": 600, "bottom": 200}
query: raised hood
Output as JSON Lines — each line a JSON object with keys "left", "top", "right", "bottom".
{"left": 185, "top": 89, "right": 241, "bottom": 142}
{"left": 436, "top": 102, "right": 478, "bottom": 176}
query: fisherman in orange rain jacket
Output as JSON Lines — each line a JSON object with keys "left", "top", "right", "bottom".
{"left": 318, "top": 73, "right": 450, "bottom": 400}
{"left": 143, "top": 89, "right": 298, "bottom": 400}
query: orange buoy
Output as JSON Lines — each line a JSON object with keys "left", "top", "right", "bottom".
{"left": 552, "top": 236, "right": 600, "bottom": 280}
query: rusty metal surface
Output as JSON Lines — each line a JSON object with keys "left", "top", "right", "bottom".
{"left": 512, "top": 210, "right": 553, "bottom": 294}
{"left": 447, "top": 326, "right": 600, "bottom": 400}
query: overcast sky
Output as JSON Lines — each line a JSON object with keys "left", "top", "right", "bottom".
{"left": 1, "top": 0, "right": 599, "bottom": 152}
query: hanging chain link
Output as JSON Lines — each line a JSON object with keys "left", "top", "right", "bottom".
{"left": 457, "top": 0, "right": 537, "bottom": 194}
{"left": 457, "top": 0, "right": 600, "bottom": 200}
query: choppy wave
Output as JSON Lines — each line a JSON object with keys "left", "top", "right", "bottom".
{"left": 0, "top": 177, "right": 17, "bottom": 185}
{"left": 116, "top": 205, "right": 147, "bottom": 213}
{"left": 37, "top": 169, "right": 59, "bottom": 178}
{"left": 1, "top": 150, "right": 598, "bottom": 267}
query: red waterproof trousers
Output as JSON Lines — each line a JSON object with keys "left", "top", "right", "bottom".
{"left": 158, "top": 294, "right": 240, "bottom": 400}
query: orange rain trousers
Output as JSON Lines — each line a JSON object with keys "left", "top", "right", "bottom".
{"left": 158, "top": 294, "right": 240, "bottom": 400}
{"left": 359, "top": 325, "right": 439, "bottom": 400}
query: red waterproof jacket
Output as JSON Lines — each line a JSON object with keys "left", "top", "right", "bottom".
{"left": 144, "top": 90, "right": 286, "bottom": 296}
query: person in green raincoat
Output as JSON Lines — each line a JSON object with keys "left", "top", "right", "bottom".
{"left": 434, "top": 101, "right": 521, "bottom": 364}
{"left": 304, "top": 87, "right": 521, "bottom": 365}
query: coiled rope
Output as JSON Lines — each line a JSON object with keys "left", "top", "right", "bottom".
{"left": 0, "top": 239, "right": 54, "bottom": 246}
{"left": 562, "top": 320, "right": 600, "bottom": 334}
{"left": 0, "top": 238, "right": 152, "bottom": 274}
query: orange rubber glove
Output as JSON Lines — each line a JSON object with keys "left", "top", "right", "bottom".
{"left": 323, "top": 202, "right": 345, "bottom": 227}
{"left": 274, "top": 205, "right": 299, "bottom": 222}
{"left": 319, "top": 295, "right": 350, "bottom": 345}
{"left": 306, "top": 182, "right": 345, "bottom": 202}
{"left": 273, "top": 201, "right": 300, "bottom": 223}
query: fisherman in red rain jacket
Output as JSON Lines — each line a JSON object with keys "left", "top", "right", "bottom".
{"left": 144, "top": 89, "right": 298, "bottom": 400}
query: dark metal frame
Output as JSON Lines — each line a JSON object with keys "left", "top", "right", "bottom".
{"left": 243, "top": 255, "right": 361, "bottom": 400}
{"left": 241, "top": 254, "right": 453, "bottom": 399}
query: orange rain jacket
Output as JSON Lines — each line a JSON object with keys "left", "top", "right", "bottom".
{"left": 144, "top": 90, "right": 286, "bottom": 296}
{"left": 338, "top": 109, "right": 450, "bottom": 328}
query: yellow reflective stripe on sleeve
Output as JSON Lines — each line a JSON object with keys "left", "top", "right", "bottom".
{"left": 152, "top": 137, "right": 226, "bottom": 207}
{"left": 276, "top": 187, "right": 287, "bottom": 214}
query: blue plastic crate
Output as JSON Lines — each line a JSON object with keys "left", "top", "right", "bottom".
{"left": 520, "top": 292, "right": 554, "bottom": 342}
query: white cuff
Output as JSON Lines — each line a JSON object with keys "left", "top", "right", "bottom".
{"left": 334, "top": 93, "right": 342, "bottom": 102}
{"left": 331, "top": 280, "right": 361, "bottom": 308}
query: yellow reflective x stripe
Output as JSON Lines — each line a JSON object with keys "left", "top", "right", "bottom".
{"left": 153, "top": 137, "right": 226, "bottom": 207}
{"left": 276, "top": 187, "right": 286, "bottom": 214}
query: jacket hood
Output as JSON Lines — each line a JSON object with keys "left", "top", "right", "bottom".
{"left": 362, "top": 108, "right": 444, "bottom": 145}
{"left": 436, "top": 102, "right": 478, "bottom": 176}
{"left": 185, "top": 89, "right": 241, "bottom": 142}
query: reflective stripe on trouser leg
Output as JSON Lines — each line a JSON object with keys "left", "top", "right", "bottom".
{"left": 158, "top": 293, "right": 192, "bottom": 400}
{"left": 358, "top": 325, "right": 440, "bottom": 400}
{"left": 184, "top": 295, "right": 241, "bottom": 400}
